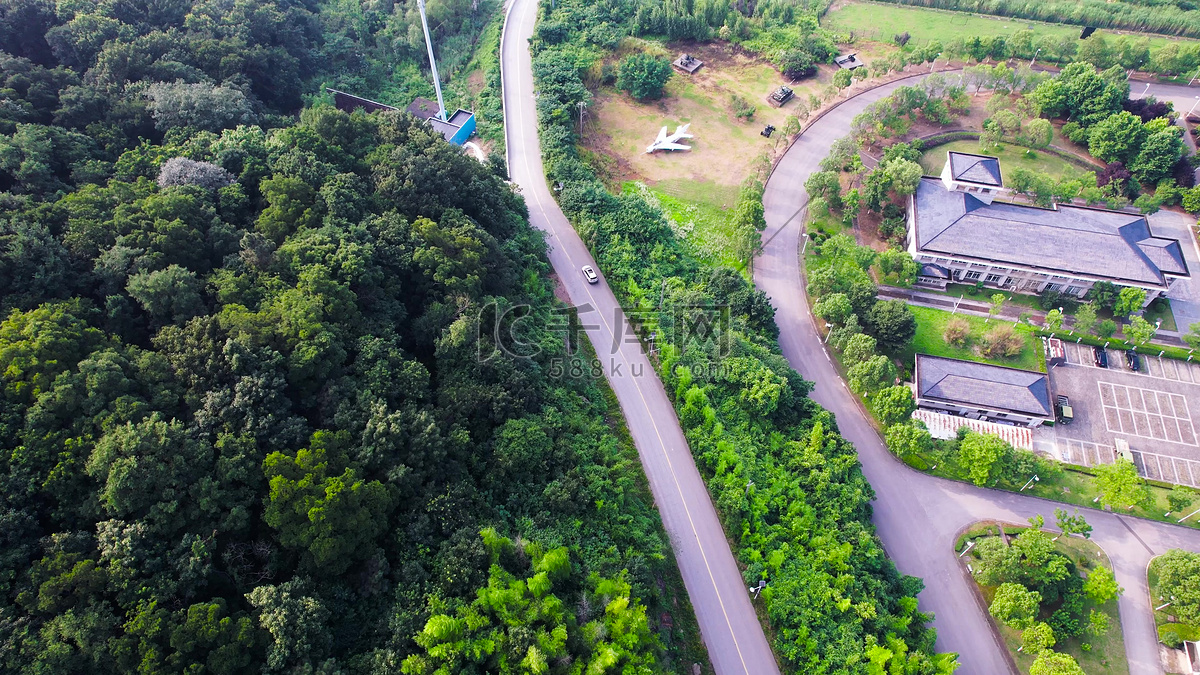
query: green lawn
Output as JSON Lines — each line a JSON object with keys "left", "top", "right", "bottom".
{"left": 1143, "top": 298, "right": 1179, "bottom": 332}
{"left": 963, "top": 527, "right": 1128, "bottom": 675}
{"left": 653, "top": 178, "right": 741, "bottom": 210}
{"left": 824, "top": 0, "right": 1186, "bottom": 50}
{"left": 920, "top": 282, "right": 1051, "bottom": 315}
{"left": 905, "top": 304, "right": 1043, "bottom": 372}
{"left": 919, "top": 140, "right": 1090, "bottom": 183}
{"left": 626, "top": 182, "right": 746, "bottom": 271}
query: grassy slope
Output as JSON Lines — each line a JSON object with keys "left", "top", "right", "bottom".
{"left": 589, "top": 44, "right": 810, "bottom": 187}
{"left": 824, "top": 0, "right": 1187, "bottom": 49}
{"left": 625, "top": 183, "right": 747, "bottom": 272}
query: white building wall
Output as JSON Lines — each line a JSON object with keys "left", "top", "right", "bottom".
{"left": 916, "top": 398, "right": 1047, "bottom": 427}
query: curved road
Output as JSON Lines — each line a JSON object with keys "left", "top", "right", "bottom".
{"left": 757, "top": 73, "right": 1200, "bottom": 674}
{"left": 500, "top": 0, "right": 778, "bottom": 672}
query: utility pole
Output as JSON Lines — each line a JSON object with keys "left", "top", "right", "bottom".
{"left": 1030, "top": 48, "right": 1040, "bottom": 68}
{"left": 415, "top": 0, "right": 447, "bottom": 121}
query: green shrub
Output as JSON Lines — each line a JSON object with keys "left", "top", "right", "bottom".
{"left": 616, "top": 53, "right": 673, "bottom": 100}
{"left": 1160, "top": 623, "right": 1200, "bottom": 644}
{"left": 731, "top": 94, "right": 756, "bottom": 120}
{"left": 1162, "top": 629, "right": 1183, "bottom": 649}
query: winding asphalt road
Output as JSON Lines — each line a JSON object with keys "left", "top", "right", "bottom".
{"left": 757, "top": 73, "right": 1200, "bottom": 674}
{"left": 500, "top": 0, "right": 778, "bottom": 672}
{"left": 499, "top": 0, "right": 1200, "bottom": 664}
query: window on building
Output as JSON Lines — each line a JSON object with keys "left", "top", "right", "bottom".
{"left": 1045, "top": 283, "right": 1061, "bottom": 291}
{"left": 985, "top": 274, "right": 1003, "bottom": 284}
{"left": 1066, "top": 286, "right": 1082, "bottom": 296}
{"left": 965, "top": 271, "right": 982, "bottom": 280}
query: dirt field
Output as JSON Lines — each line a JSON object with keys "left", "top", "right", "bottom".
{"left": 584, "top": 42, "right": 834, "bottom": 187}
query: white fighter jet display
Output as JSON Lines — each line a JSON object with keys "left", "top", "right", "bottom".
{"left": 645, "top": 123, "right": 693, "bottom": 153}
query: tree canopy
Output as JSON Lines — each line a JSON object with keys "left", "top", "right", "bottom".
{"left": 0, "top": 7, "right": 712, "bottom": 666}
{"left": 1156, "top": 549, "right": 1200, "bottom": 624}
{"left": 616, "top": 53, "right": 673, "bottom": 101}
{"left": 1094, "top": 458, "right": 1150, "bottom": 510}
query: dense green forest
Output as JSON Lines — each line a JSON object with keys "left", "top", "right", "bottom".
{"left": 532, "top": 0, "right": 958, "bottom": 672}
{"left": 0, "top": 0, "right": 711, "bottom": 672}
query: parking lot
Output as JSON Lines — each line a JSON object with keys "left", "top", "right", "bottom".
{"left": 1048, "top": 341, "right": 1200, "bottom": 487}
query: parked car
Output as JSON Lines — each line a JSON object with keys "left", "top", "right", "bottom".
{"left": 1125, "top": 349, "right": 1140, "bottom": 371}
{"left": 1093, "top": 346, "right": 1109, "bottom": 368}
{"left": 1056, "top": 395, "right": 1073, "bottom": 425}
{"left": 581, "top": 265, "right": 599, "bottom": 284}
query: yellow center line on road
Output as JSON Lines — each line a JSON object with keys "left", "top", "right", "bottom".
{"left": 503, "top": 1, "right": 753, "bottom": 669}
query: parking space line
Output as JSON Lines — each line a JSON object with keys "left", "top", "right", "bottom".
{"left": 1097, "top": 380, "right": 1199, "bottom": 447}
{"left": 1133, "top": 449, "right": 1200, "bottom": 488}
{"left": 1055, "top": 438, "right": 1115, "bottom": 467}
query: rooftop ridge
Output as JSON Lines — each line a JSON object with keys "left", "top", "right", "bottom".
{"left": 913, "top": 174, "right": 1186, "bottom": 287}
{"left": 916, "top": 354, "right": 1052, "bottom": 417}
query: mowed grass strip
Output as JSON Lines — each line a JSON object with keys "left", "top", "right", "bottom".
{"left": 825, "top": 0, "right": 1188, "bottom": 49}
{"left": 653, "top": 177, "right": 740, "bottom": 210}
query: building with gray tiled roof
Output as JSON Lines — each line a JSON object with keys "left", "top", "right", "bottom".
{"left": 947, "top": 152, "right": 1002, "bottom": 186}
{"left": 914, "top": 354, "right": 1053, "bottom": 427}
{"left": 907, "top": 152, "right": 1189, "bottom": 302}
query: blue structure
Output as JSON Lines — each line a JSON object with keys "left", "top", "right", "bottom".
{"left": 328, "top": 90, "right": 476, "bottom": 147}
{"left": 430, "top": 109, "right": 476, "bottom": 146}
{"left": 404, "top": 97, "right": 475, "bottom": 146}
